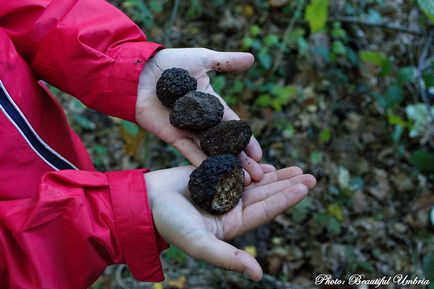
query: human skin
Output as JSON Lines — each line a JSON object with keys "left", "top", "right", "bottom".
{"left": 136, "top": 48, "right": 264, "bottom": 185}
{"left": 145, "top": 164, "right": 317, "bottom": 281}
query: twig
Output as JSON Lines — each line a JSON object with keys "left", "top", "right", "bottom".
{"left": 329, "top": 16, "right": 424, "bottom": 35}
{"left": 269, "top": 0, "right": 305, "bottom": 76}
{"left": 163, "top": 0, "right": 180, "bottom": 45}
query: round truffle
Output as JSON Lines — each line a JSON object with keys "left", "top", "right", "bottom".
{"left": 156, "top": 68, "right": 197, "bottom": 108}
{"left": 170, "top": 91, "right": 224, "bottom": 130}
{"left": 200, "top": 120, "right": 252, "bottom": 156}
{"left": 189, "top": 154, "right": 244, "bottom": 214}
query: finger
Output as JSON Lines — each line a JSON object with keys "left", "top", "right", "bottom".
{"left": 244, "top": 136, "right": 262, "bottom": 162}
{"left": 260, "top": 164, "right": 276, "bottom": 173}
{"left": 247, "top": 166, "right": 303, "bottom": 189}
{"left": 238, "top": 184, "right": 308, "bottom": 236}
{"left": 192, "top": 236, "right": 263, "bottom": 281}
{"left": 203, "top": 85, "right": 263, "bottom": 164}
{"left": 205, "top": 50, "right": 255, "bottom": 73}
{"left": 243, "top": 169, "right": 252, "bottom": 186}
{"left": 172, "top": 138, "right": 207, "bottom": 167}
{"left": 243, "top": 175, "right": 313, "bottom": 207}
{"left": 204, "top": 86, "right": 262, "bottom": 162}
{"left": 239, "top": 152, "right": 264, "bottom": 181}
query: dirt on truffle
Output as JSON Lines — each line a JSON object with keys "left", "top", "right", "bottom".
{"left": 156, "top": 68, "right": 197, "bottom": 108}
{"left": 188, "top": 154, "right": 244, "bottom": 214}
{"left": 200, "top": 120, "right": 252, "bottom": 156}
{"left": 170, "top": 91, "right": 224, "bottom": 130}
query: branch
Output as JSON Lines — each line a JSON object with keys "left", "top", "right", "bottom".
{"left": 329, "top": 16, "right": 424, "bottom": 35}
{"left": 269, "top": 0, "right": 305, "bottom": 76}
{"left": 163, "top": 0, "right": 180, "bottom": 45}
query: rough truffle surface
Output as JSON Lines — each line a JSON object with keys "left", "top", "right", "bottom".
{"left": 189, "top": 154, "right": 244, "bottom": 214}
{"left": 170, "top": 91, "right": 224, "bottom": 130}
{"left": 156, "top": 68, "right": 197, "bottom": 108}
{"left": 200, "top": 120, "right": 252, "bottom": 156}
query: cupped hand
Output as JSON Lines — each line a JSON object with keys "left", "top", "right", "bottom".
{"left": 145, "top": 164, "right": 317, "bottom": 281}
{"left": 137, "top": 48, "right": 263, "bottom": 184}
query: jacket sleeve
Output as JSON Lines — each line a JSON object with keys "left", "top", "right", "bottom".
{"left": 0, "top": 169, "right": 168, "bottom": 289}
{"left": 0, "top": 0, "right": 163, "bottom": 122}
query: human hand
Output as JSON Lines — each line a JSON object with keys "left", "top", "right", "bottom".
{"left": 137, "top": 48, "right": 262, "bottom": 185}
{"left": 145, "top": 164, "right": 317, "bottom": 281}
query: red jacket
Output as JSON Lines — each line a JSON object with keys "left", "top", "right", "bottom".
{"left": 0, "top": 1, "right": 168, "bottom": 288}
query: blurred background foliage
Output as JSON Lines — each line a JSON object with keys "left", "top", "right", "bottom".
{"left": 53, "top": 0, "right": 434, "bottom": 288}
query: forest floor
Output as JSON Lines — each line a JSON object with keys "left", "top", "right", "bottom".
{"left": 56, "top": 1, "right": 434, "bottom": 288}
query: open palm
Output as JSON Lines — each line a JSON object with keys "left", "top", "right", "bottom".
{"left": 137, "top": 48, "right": 263, "bottom": 184}
{"left": 145, "top": 164, "right": 316, "bottom": 281}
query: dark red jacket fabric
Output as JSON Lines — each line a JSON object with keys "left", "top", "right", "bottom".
{"left": 0, "top": 1, "right": 168, "bottom": 288}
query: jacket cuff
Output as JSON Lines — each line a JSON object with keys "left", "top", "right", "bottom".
{"left": 107, "top": 169, "right": 167, "bottom": 282}
{"left": 110, "top": 42, "right": 164, "bottom": 123}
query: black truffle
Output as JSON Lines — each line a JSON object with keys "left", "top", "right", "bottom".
{"left": 170, "top": 91, "right": 224, "bottom": 130}
{"left": 200, "top": 120, "right": 252, "bottom": 156}
{"left": 156, "top": 68, "right": 197, "bottom": 108}
{"left": 189, "top": 154, "right": 244, "bottom": 214}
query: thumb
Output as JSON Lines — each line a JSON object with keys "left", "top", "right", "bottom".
{"left": 205, "top": 50, "right": 255, "bottom": 73}
{"left": 191, "top": 236, "right": 263, "bottom": 281}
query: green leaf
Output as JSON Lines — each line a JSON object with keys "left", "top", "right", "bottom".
{"left": 326, "top": 216, "right": 342, "bottom": 235}
{"left": 242, "top": 36, "right": 254, "bottom": 49}
{"left": 423, "top": 254, "right": 434, "bottom": 279}
{"left": 231, "top": 79, "right": 243, "bottom": 94}
{"left": 424, "top": 72, "right": 434, "bottom": 89}
{"left": 258, "top": 51, "right": 272, "bottom": 69}
{"left": 120, "top": 120, "right": 139, "bottom": 136}
{"left": 320, "top": 128, "right": 331, "bottom": 143}
{"left": 359, "top": 50, "right": 387, "bottom": 66}
{"left": 249, "top": 25, "right": 261, "bottom": 37}
{"left": 291, "top": 197, "right": 313, "bottom": 222}
{"left": 94, "top": 144, "right": 108, "bottom": 156}
{"left": 391, "top": 125, "right": 403, "bottom": 143}
{"left": 327, "top": 204, "right": 344, "bottom": 222}
{"left": 164, "top": 246, "right": 188, "bottom": 265}
{"left": 376, "top": 86, "right": 404, "bottom": 110}
{"left": 313, "top": 45, "right": 331, "bottom": 62}
{"left": 409, "top": 150, "right": 434, "bottom": 172}
{"left": 385, "top": 86, "right": 404, "bottom": 107}
{"left": 418, "top": 0, "right": 434, "bottom": 23}
{"left": 304, "top": 0, "right": 329, "bottom": 33}
{"left": 387, "top": 113, "right": 407, "bottom": 127}
{"left": 264, "top": 34, "right": 279, "bottom": 46}
{"left": 406, "top": 103, "right": 434, "bottom": 137}
{"left": 331, "top": 21, "right": 346, "bottom": 39}
{"left": 332, "top": 40, "right": 346, "bottom": 55}
{"left": 223, "top": 95, "right": 237, "bottom": 106}
{"left": 73, "top": 115, "right": 95, "bottom": 130}
{"left": 271, "top": 99, "right": 283, "bottom": 111}
{"left": 297, "top": 37, "right": 309, "bottom": 56}
{"left": 380, "top": 57, "right": 392, "bottom": 76}
{"left": 397, "top": 66, "right": 416, "bottom": 85}
{"left": 255, "top": 94, "right": 271, "bottom": 107}
{"left": 367, "top": 8, "right": 382, "bottom": 23}
{"left": 310, "top": 151, "right": 322, "bottom": 165}
{"left": 357, "top": 261, "right": 375, "bottom": 273}
{"left": 212, "top": 75, "right": 226, "bottom": 94}
{"left": 337, "top": 166, "right": 350, "bottom": 189}
{"left": 149, "top": 0, "right": 163, "bottom": 13}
